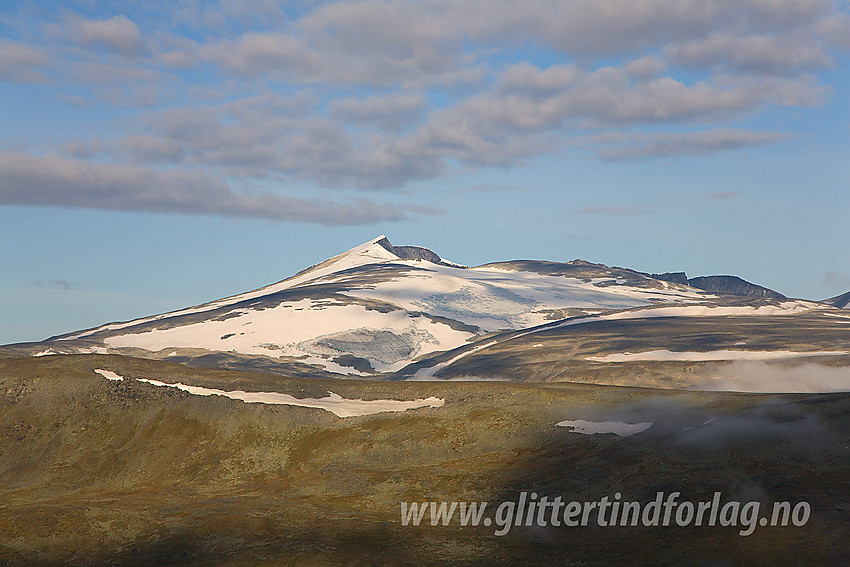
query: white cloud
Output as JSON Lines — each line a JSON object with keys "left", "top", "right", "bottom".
{"left": 196, "top": 27, "right": 480, "bottom": 87}
{"left": 623, "top": 56, "right": 668, "bottom": 80}
{"left": 91, "top": 57, "right": 820, "bottom": 189}
{"left": 1, "top": 0, "right": 846, "bottom": 211}
{"left": 330, "top": 92, "right": 426, "bottom": 130}
{"left": 70, "top": 14, "right": 144, "bottom": 57}
{"left": 668, "top": 33, "right": 832, "bottom": 74}
{"left": 298, "top": 0, "right": 836, "bottom": 58}
{"left": 0, "top": 151, "right": 410, "bottom": 225}
{"left": 816, "top": 12, "right": 850, "bottom": 49}
{"left": 595, "top": 128, "right": 793, "bottom": 160}
{"left": 0, "top": 40, "right": 49, "bottom": 83}
{"left": 198, "top": 32, "right": 323, "bottom": 77}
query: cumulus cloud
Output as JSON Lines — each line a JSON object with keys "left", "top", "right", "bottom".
{"left": 1, "top": 0, "right": 846, "bottom": 212}
{"left": 88, "top": 57, "right": 816, "bottom": 190}
{"left": 70, "top": 14, "right": 144, "bottom": 57}
{"left": 460, "top": 63, "right": 822, "bottom": 131}
{"left": 196, "top": 26, "right": 479, "bottom": 87}
{"left": 299, "top": 0, "right": 837, "bottom": 59}
{"left": 816, "top": 12, "right": 850, "bottom": 49}
{"left": 0, "top": 151, "right": 409, "bottom": 225}
{"left": 0, "top": 40, "right": 49, "bottom": 82}
{"left": 330, "top": 92, "right": 426, "bottom": 130}
{"left": 668, "top": 33, "right": 832, "bottom": 74}
{"left": 123, "top": 101, "right": 445, "bottom": 189}
{"left": 198, "top": 32, "right": 322, "bottom": 77}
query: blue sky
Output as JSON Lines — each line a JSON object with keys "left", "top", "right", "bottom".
{"left": 1, "top": 0, "right": 848, "bottom": 344}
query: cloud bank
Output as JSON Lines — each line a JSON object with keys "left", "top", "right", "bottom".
{"left": 0, "top": 0, "right": 847, "bottom": 222}
{"left": 0, "top": 151, "right": 407, "bottom": 225}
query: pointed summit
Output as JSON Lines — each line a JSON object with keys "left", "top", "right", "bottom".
{"left": 375, "top": 236, "right": 465, "bottom": 267}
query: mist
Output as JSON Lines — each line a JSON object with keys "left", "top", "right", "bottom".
{"left": 701, "top": 361, "right": 850, "bottom": 393}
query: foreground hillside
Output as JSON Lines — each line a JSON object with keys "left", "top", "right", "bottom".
{"left": 1, "top": 355, "right": 848, "bottom": 566}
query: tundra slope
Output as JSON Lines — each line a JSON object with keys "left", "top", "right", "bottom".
{"left": 1, "top": 354, "right": 848, "bottom": 566}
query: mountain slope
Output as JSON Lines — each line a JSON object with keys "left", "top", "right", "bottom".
{"left": 3, "top": 236, "right": 844, "bottom": 384}
{"left": 828, "top": 290, "right": 850, "bottom": 309}
{"left": 5, "top": 236, "right": 717, "bottom": 377}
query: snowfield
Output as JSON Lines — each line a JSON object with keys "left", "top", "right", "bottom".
{"left": 553, "top": 301, "right": 820, "bottom": 329}
{"left": 586, "top": 350, "right": 849, "bottom": 362}
{"left": 344, "top": 263, "right": 707, "bottom": 332}
{"left": 105, "top": 298, "right": 475, "bottom": 373}
{"left": 556, "top": 419, "right": 652, "bottom": 436}
{"left": 91, "top": 237, "right": 720, "bottom": 375}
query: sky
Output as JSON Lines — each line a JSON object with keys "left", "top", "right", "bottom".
{"left": 1, "top": 0, "right": 849, "bottom": 344}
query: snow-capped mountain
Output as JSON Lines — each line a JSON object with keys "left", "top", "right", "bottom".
{"left": 5, "top": 236, "right": 844, "bottom": 380}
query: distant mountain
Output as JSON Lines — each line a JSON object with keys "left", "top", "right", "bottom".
{"left": 828, "top": 290, "right": 850, "bottom": 309}
{"left": 651, "top": 272, "right": 689, "bottom": 285}
{"left": 3, "top": 236, "right": 845, "bottom": 382}
{"left": 651, "top": 273, "right": 785, "bottom": 299}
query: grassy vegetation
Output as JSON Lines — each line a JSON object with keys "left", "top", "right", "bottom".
{"left": 1, "top": 355, "right": 848, "bottom": 565}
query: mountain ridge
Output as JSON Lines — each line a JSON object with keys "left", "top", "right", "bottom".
{"left": 650, "top": 272, "right": 785, "bottom": 299}
{"left": 4, "top": 236, "right": 845, "bottom": 384}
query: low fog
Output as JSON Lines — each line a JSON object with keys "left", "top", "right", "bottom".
{"left": 702, "top": 361, "right": 850, "bottom": 393}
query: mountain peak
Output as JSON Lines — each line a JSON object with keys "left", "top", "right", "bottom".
{"left": 373, "top": 236, "right": 464, "bottom": 267}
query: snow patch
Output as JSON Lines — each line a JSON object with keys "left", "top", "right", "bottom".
{"left": 557, "top": 419, "right": 652, "bottom": 436}
{"left": 586, "top": 349, "right": 848, "bottom": 362}
{"left": 824, "top": 313, "right": 850, "bottom": 321}
{"left": 79, "top": 346, "right": 109, "bottom": 354}
{"left": 553, "top": 301, "right": 818, "bottom": 330}
{"left": 94, "top": 369, "right": 124, "bottom": 381}
{"left": 134, "top": 378, "right": 445, "bottom": 417}
{"left": 33, "top": 349, "right": 57, "bottom": 357}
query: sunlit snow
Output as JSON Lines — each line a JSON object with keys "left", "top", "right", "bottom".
{"left": 94, "top": 369, "right": 124, "bottom": 381}
{"left": 585, "top": 349, "right": 848, "bottom": 362}
{"left": 133, "top": 377, "right": 444, "bottom": 417}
